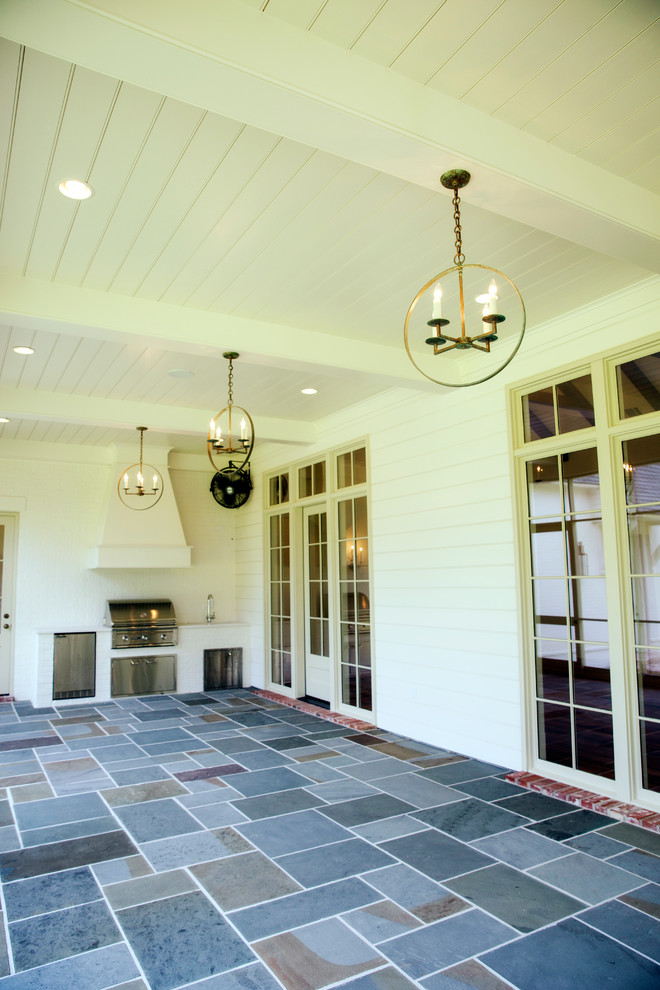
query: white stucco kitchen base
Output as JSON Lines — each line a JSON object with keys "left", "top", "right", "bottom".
{"left": 35, "top": 623, "right": 250, "bottom": 708}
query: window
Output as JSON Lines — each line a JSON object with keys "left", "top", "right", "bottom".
{"left": 515, "top": 343, "right": 660, "bottom": 804}
{"left": 616, "top": 352, "right": 660, "bottom": 420}
{"left": 338, "top": 495, "right": 371, "bottom": 711}
{"left": 298, "top": 460, "right": 326, "bottom": 498}
{"left": 527, "top": 449, "right": 613, "bottom": 778}
{"left": 623, "top": 435, "right": 660, "bottom": 791}
{"left": 522, "top": 374, "right": 595, "bottom": 442}
{"left": 269, "top": 473, "right": 289, "bottom": 506}
{"left": 269, "top": 513, "right": 291, "bottom": 688}
{"left": 337, "top": 447, "right": 366, "bottom": 489}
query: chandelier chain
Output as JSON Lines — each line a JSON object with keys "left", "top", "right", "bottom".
{"left": 452, "top": 184, "right": 465, "bottom": 266}
{"left": 227, "top": 357, "right": 234, "bottom": 408}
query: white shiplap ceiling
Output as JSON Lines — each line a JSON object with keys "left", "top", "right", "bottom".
{"left": 0, "top": 0, "right": 658, "bottom": 455}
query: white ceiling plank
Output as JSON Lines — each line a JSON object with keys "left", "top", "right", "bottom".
{"left": 423, "top": 0, "right": 562, "bottom": 100}
{"left": 350, "top": 0, "right": 446, "bottom": 67}
{"left": 579, "top": 100, "right": 660, "bottom": 169}
{"left": 52, "top": 81, "right": 167, "bottom": 284}
{"left": 0, "top": 46, "right": 73, "bottom": 273}
{"left": 23, "top": 63, "right": 121, "bottom": 280}
{"left": 52, "top": 337, "right": 107, "bottom": 393}
{"left": 462, "top": 0, "right": 621, "bottom": 117}
{"left": 527, "top": 33, "right": 660, "bottom": 153}
{"left": 80, "top": 98, "right": 207, "bottom": 291}
{"left": 136, "top": 125, "right": 281, "bottom": 303}
{"left": 109, "top": 112, "right": 245, "bottom": 297}
{"left": 309, "top": 0, "right": 387, "bottom": 50}
{"left": 203, "top": 151, "right": 364, "bottom": 312}
{"left": 257, "top": 0, "right": 326, "bottom": 32}
{"left": 35, "top": 333, "right": 90, "bottom": 392}
{"left": 0, "top": 39, "right": 23, "bottom": 219}
{"left": 487, "top": 1, "right": 659, "bottom": 131}
{"left": 2, "top": 0, "right": 658, "bottom": 271}
{"left": 385, "top": 0, "right": 502, "bottom": 83}
{"left": 170, "top": 141, "right": 326, "bottom": 309}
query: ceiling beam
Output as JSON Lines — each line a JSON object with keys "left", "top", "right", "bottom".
{"left": 0, "top": 383, "right": 317, "bottom": 445}
{"left": 1, "top": 0, "right": 659, "bottom": 273}
{"left": 0, "top": 273, "right": 424, "bottom": 387}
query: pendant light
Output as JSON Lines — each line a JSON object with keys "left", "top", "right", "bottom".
{"left": 404, "top": 169, "right": 526, "bottom": 388}
{"left": 117, "top": 427, "right": 164, "bottom": 510}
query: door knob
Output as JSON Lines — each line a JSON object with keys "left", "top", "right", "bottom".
{"left": 2, "top": 624, "right": 9, "bottom": 630}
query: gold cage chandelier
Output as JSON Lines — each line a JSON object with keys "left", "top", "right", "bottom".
{"left": 404, "top": 169, "right": 526, "bottom": 388}
{"left": 207, "top": 352, "right": 254, "bottom": 473}
{"left": 117, "top": 426, "right": 164, "bottom": 511}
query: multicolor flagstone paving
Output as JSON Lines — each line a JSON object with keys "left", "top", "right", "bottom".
{"left": 0, "top": 689, "right": 658, "bottom": 989}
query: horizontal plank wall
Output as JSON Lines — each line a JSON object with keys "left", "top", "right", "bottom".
{"left": 237, "top": 278, "right": 660, "bottom": 770}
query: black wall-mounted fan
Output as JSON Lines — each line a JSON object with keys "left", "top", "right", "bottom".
{"left": 210, "top": 465, "right": 252, "bottom": 509}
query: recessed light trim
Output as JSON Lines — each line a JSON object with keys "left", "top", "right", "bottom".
{"left": 13, "top": 346, "right": 35, "bottom": 355}
{"left": 58, "top": 178, "right": 94, "bottom": 200}
{"left": 301, "top": 387, "right": 318, "bottom": 395}
{"left": 167, "top": 368, "right": 194, "bottom": 379}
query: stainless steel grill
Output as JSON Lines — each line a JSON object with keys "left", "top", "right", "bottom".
{"left": 107, "top": 599, "right": 178, "bottom": 649}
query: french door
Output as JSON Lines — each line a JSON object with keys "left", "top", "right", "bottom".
{"left": 303, "top": 506, "right": 330, "bottom": 702}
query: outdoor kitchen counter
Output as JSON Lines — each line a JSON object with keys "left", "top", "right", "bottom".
{"left": 34, "top": 622, "right": 250, "bottom": 707}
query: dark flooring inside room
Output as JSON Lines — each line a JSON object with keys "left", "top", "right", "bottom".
{"left": 0, "top": 690, "right": 658, "bottom": 989}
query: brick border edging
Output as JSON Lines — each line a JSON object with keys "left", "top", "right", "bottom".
{"left": 506, "top": 770, "right": 660, "bottom": 834}
{"left": 249, "top": 688, "right": 377, "bottom": 732}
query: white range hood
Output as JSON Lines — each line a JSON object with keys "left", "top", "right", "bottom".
{"left": 90, "top": 441, "right": 192, "bottom": 569}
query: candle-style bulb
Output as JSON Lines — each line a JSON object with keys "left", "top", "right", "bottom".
{"left": 152, "top": 474, "right": 158, "bottom": 489}
{"left": 432, "top": 284, "right": 442, "bottom": 319}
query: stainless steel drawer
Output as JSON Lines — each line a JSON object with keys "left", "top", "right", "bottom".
{"left": 111, "top": 655, "right": 176, "bottom": 697}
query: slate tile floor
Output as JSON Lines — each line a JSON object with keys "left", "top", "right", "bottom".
{"left": 0, "top": 693, "right": 658, "bottom": 988}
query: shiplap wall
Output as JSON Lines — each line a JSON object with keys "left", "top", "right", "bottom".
{"left": 235, "top": 278, "right": 660, "bottom": 769}
{"left": 0, "top": 452, "right": 236, "bottom": 702}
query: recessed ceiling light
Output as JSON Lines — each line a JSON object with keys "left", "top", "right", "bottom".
{"left": 13, "top": 346, "right": 35, "bottom": 355}
{"left": 167, "top": 369, "right": 194, "bottom": 379}
{"left": 301, "top": 387, "right": 318, "bottom": 395}
{"left": 58, "top": 178, "right": 94, "bottom": 200}
{"left": 0, "top": 417, "right": 9, "bottom": 424}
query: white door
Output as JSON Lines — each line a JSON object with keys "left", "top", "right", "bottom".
{"left": 0, "top": 516, "right": 17, "bottom": 696}
{"left": 303, "top": 507, "right": 331, "bottom": 703}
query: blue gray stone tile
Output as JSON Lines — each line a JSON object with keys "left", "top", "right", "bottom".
{"left": 9, "top": 899, "right": 121, "bottom": 971}
{"left": 413, "top": 797, "right": 530, "bottom": 841}
{"left": 482, "top": 916, "right": 660, "bottom": 990}
{"left": 0, "top": 830, "right": 138, "bottom": 881}
{"left": 525, "top": 809, "right": 613, "bottom": 842}
{"left": 381, "top": 828, "right": 495, "bottom": 882}
{"left": 471, "top": 826, "right": 568, "bottom": 870}
{"left": 378, "top": 909, "right": 515, "bottom": 978}
{"left": 275, "top": 836, "right": 396, "bottom": 887}
{"left": 529, "top": 850, "right": 643, "bottom": 903}
{"left": 117, "top": 890, "right": 254, "bottom": 990}
{"left": 237, "top": 808, "right": 351, "bottom": 857}
{"left": 2, "top": 866, "right": 101, "bottom": 922}
{"left": 445, "top": 863, "right": 585, "bottom": 933}
{"left": 230, "top": 876, "right": 382, "bottom": 940}
{"left": 223, "top": 766, "right": 308, "bottom": 796}
{"left": 579, "top": 898, "right": 660, "bottom": 962}
{"left": 0, "top": 942, "right": 139, "bottom": 989}
{"left": 140, "top": 825, "right": 253, "bottom": 871}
